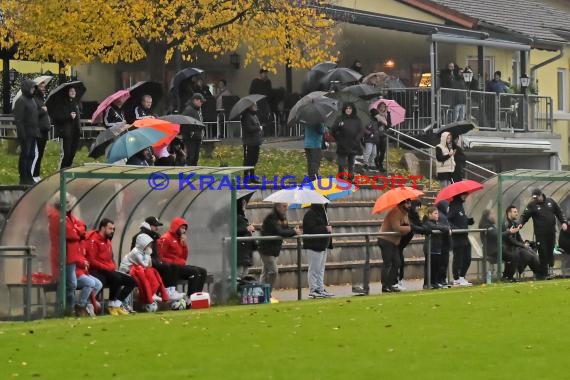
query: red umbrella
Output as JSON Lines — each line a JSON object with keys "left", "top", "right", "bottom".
{"left": 91, "top": 89, "right": 131, "bottom": 123}
{"left": 372, "top": 186, "right": 424, "bottom": 215}
{"left": 132, "top": 118, "right": 179, "bottom": 150}
{"left": 434, "top": 180, "right": 483, "bottom": 205}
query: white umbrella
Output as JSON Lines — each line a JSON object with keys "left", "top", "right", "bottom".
{"left": 12, "top": 75, "right": 54, "bottom": 107}
{"left": 263, "top": 187, "right": 330, "bottom": 205}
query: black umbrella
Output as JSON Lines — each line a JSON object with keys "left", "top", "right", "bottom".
{"left": 340, "top": 84, "right": 384, "bottom": 100}
{"left": 169, "top": 67, "right": 204, "bottom": 111}
{"left": 158, "top": 114, "right": 205, "bottom": 127}
{"left": 320, "top": 68, "right": 362, "bottom": 88}
{"left": 88, "top": 124, "right": 129, "bottom": 158}
{"left": 287, "top": 91, "right": 337, "bottom": 128}
{"left": 45, "top": 81, "right": 86, "bottom": 110}
{"left": 229, "top": 94, "right": 266, "bottom": 120}
{"left": 436, "top": 120, "right": 477, "bottom": 136}
{"left": 311, "top": 61, "right": 337, "bottom": 73}
{"left": 123, "top": 81, "right": 164, "bottom": 123}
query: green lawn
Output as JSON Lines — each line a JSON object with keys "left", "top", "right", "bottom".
{"left": 1, "top": 281, "right": 569, "bottom": 379}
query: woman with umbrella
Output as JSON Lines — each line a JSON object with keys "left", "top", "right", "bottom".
{"left": 370, "top": 101, "right": 391, "bottom": 172}
{"left": 52, "top": 86, "right": 82, "bottom": 169}
{"left": 331, "top": 103, "right": 365, "bottom": 181}
{"left": 104, "top": 96, "right": 128, "bottom": 130}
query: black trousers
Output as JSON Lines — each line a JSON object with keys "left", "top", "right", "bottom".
{"left": 305, "top": 148, "right": 322, "bottom": 181}
{"left": 424, "top": 252, "right": 442, "bottom": 286}
{"left": 243, "top": 144, "right": 260, "bottom": 178}
{"left": 375, "top": 136, "right": 387, "bottom": 169}
{"left": 337, "top": 153, "right": 356, "bottom": 178}
{"left": 153, "top": 262, "right": 179, "bottom": 288}
{"left": 439, "top": 249, "right": 450, "bottom": 284}
{"left": 60, "top": 133, "right": 80, "bottom": 169}
{"left": 184, "top": 138, "right": 201, "bottom": 166}
{"left": 452, "top": 243, "right": 472, "bottom": 280}
{"left": 490, "top": 249, "right": 519, "bottom": 278}
{"left": 176, "top": 265, "right": 208, "bottom": 295}
{"left": 378, "top": 238, "right": 400, "bottom": 288}
{"left": 32, "top": 135, "right": 48, "bottom": 177}
{"left": 536, "top": 232, "right": 555, "bottom": 277}
{"left": 18, "top": 137, "right": 36, "bottom": 185}
{"left": 515, "top": 247, "right": 541, "bottom": 276}
{"left": 91, "top": 269, "right": 137, "bottom": 302}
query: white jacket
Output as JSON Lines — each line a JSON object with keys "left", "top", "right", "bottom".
{"left": 119, "top": 233, "right": 153, "bottom": 273}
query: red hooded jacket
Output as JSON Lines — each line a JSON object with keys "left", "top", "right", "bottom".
{"left": 83, "top": 230, "right": 116, "bottom": 272}
{"left": 47, "top": 205, "right": 86, "bottom": 279}
{"left": 157, "top": 217, "right": 188, "bottom": 266}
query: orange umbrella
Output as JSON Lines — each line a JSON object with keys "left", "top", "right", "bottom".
{"left": 372, "top": 186, "right": 424, "bottom": 215}
{"left": 132, "top": 118, "right": 180, "bottom": 149}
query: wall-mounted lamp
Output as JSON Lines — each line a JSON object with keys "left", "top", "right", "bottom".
{"left": 230, "top": 53, "right": 241, "bottom": 69}
{"left": 8, "top": 68, "right": 19, "bottom": 85}
{"left": 384, "top": 59, "right": 395, "bottom": 69}
{"left": 520, "top": 74, "right": 530, "bottom": 88}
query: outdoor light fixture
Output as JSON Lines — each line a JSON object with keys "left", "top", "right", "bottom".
{"left": 384, "top": 59, "right": 395, "bottom": 69}
{"left": 462, "top": 70, "right": 474, "bottom": 83}
{"left": 520, "top": 74, "right": 530, "bottom": 88}
{"left": 230, "top": 53, "right": 241, "bottom": 69}
{"left": 8, "top": 68, "right": 18, "bottom": 84}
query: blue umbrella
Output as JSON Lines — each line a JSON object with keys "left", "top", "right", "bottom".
{"left": 289, "top": 177, "right": 357, "bottom": 209}
{"left": 107, "top": 128, "right": 168, "bottom": 163}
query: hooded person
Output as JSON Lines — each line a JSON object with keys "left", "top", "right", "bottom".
{"left": 436, "top": 199, "right": 452, "bottom": 286}
{"left": 13, "top": 79, "right": 40, "bottom": 185}
{"left": 331, "top": 102, "right": 365, "bottom": 180}
{"left": 435, "top": 131, "right": 455, "bottom": 189}
{"left": 51, "top": 86, "right": 82, "bottom": 169}
{"left": 157, "top": 217, "right": 208, "bottom": 296}
{"left": 448, "top": 193, "right": 475, "bottom": 286}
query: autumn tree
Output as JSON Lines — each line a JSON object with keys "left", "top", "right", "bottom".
{"left": 1, "top": 0, "right": 338, "bottom": 84}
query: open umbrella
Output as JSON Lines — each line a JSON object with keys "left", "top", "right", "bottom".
{"left": 229, "top": 94, "right": 266, "bottom": 120}
{"left": 12, "top": 75, "right": 54, "bottom": 108}
{"left": 369, "top": 98, "right": 406, "bottom": 126}
{"left": 290, "top": 177, "right": 357, "bottom": 209}
{"left": 123, "top": 81, "right": 164, "bottom": 123}
{"left": 312, "top": 62, "right": 338, "bottom": 73}
{"left": 45, "top": 81, "right": 86, "bottom": 111}
{"left": 436, "top": 120, "right": 477, "bottom": 137}
{"left": 362, "top": 72, "right": 389, "bottom": 87}
{"left": 158, "top": 114, "right": 205, "bottom": 127}
{"left": 106, "top": 128, "right": 168, "bottom": 163}
{"left": 88, "top": 124, "right": 130, "bottom": 158}
{"left": 91, "top": 89, "right": 130, "bottom": 124}
{"left": 263, "top": 187, "right": 330, "bottom": 205}
{"left": 132, "top": 118, "right": 179, "bottom": 149}
{"left": 301, "top": 62, "right": 338, "bottom": 93}
{"left": 320, "top": 68, "right": 362, "bottom": 88}
{"left": 434, "top": 180, "right": 483, "bottom": 205}
{"left": 372, "top": 186, "right": 424, "bottom": 215}
{"left": 287, "top": 91, "right": 337, "bottom": 128}
{"left": 169, "top": 67, "right": 204, "bottom": 92}
{"left": 340, "top": 84, "right": 384, "bottom": 100}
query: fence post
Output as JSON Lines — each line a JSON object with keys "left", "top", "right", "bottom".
{"left": 364, "top": 235, "right": 371, "bottom": 295}
{"left": 25, "top": 247, "right": 33, "bottom": 322}
{"left": 426, "top": 234, "right": 432, "bottom": 289}
{"left": 296, "top": 236, "right": 302, "bottom": 301}
{"left": 483, "top": 229, "right": 489, "bottom": 283}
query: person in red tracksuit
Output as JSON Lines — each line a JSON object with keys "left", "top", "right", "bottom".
{"left": 157, "top": 217, "right": 207, "bottom": 296}
{"left": 84, "top": 218, "right": 137, "bottom": 315}
{"left": 47, "top": 193, "right": 86, "bottom": 314}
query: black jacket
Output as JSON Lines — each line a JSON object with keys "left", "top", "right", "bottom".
{"left": 436, "top": 200, "right": 451, "bottom": 251}
{"left": 331, "top": 111, "right": 365, "bottom": 155}
{"left": 103, "top": 105, "right": 125, "bottom": 129}
{"left": 237, "top": 213, "right": 256, "bottom": 267}
{"left": 520, "top": 196, "right": 566, "bottom": 235}
{"left": 52, "top": 97, "right": 81, "bottom": 138}
{"left": 131, "top": 226, "right": 162, "bottom": 266}
{"left": 181, "top": 103, "right": 205, "bottom": 141}
{"left": 13, "top": 79, "right": 40, "bottom": 140}
{"left": 502, "top": 218, "right": 526, "bottom": 250}
{"left": 259, "top": 209, "right": 297, "bottom": 257}
{"left": 302, "top": 205, "right": 332, "bottom": 251}
{"left": 34, "top": 90, "right": 51, "bottom": 136}
{"left": 448, "top": 196, "right": 474, "bottom": 247}
{"left": 399, "top": 200, "right": 426, "bottom": 250}
{"left": 452, "top": 143, "right": 466, "bottom": 182}
{"left": 241, "top": 110, "right": 263, "bottom": 147}
{"left": 423, "top": 218, "right": 450, "bottom": 254}
{"left": 479, "top": 219, "right": 510, "bottom": 257}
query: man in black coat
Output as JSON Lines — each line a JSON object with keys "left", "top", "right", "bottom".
{"left": 331, "top": 102, "right": 365, "bottom": 181}
{"left": 241, "top": 103, "right": 263, "bottom": 183}
{"left": 448, "top": 193, "right": 475, "bottom": 286}
{"left": 13, "top": 79, "right": 39, "bottom": 185}
{"left": 259, "top": 203, "right": 301, "bottom": 289}
{"left": 479, "top": 209, "right": 519, "bottom": 281}
{"left": 181, "top": 93, "right": 206, "bottom": 166}
{"left": 504, "top": 205, "right": 541, "bottom": 278}
{"left": 52, "top": 86, "right": 82, "bottom": 169}
{"left": 520, "top": 189, "right": 567, "bottom": 279}
{"left": 303, "top": 204, "right": 333, "bottom": 298}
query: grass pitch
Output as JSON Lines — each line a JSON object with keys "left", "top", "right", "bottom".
{"left": 2, "top": 281, "right": 569, "bottom": 380}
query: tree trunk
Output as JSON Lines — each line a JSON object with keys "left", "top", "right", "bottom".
{"left": 146, "top": 41, "right": 169, "bottom": 114}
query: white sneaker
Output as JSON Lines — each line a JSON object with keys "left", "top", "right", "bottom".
{"left": 167, "top": 287, "right": 184, "bottom": 301}
{"left": 85, "top": 304, "right": 96, "bottom": 317}
{"left": 396, "top": 281, "right": 407, "bottom": 291}
{"left": 458, "top": 277, "right": 472, "bottom": 286}
{"left": 452, "top": 279, "right": 461, "bottom": 286}
{"left": 152, "top": 294, "right": 163, "bottom": 302}
{"left": 33, "top": 176, "right": 41, "bottom": 183}
{"left": 319, "top": 289, "right": 334, "bottom": 297}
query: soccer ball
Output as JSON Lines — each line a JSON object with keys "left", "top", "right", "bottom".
{"left": 170, "top": 298, "right": 187, "bottom": 311}
{"left": 145, "top": 302, "right": 158, "bottom": 313}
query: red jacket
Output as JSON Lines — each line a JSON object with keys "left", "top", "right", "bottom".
{"left": 75, "top": 254, "right": 90, "bottom": 278}
{"left": 157, "top": 217, "right": 188, "bottom": 266}
{"left": 83, "top": 230, "right": 116, "bottom": 272}
{"left": 47, "top": 205, "right": 86, "bottom": 279}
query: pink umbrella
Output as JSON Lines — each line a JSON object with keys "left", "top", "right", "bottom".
{"left": 91, "top": 89, "right": 131, "bottom": 123}
{"left": 369, "top": 98, "right": 406, "bottom": 126}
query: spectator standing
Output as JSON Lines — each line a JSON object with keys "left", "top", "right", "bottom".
{"left": 303, "top": 204, "right": 333, "bottom": 298}
{"left": 520, "top": 189, "right": 567, "bottom": 279}
{"left": 249, "top": 69, "right": 272, "bottom": 97}
{"left": 52, "top": 86, "right": 82, "bottom": 169}
{"left": 362, "top": 119, "right": 379, "bottom": 170}
{"left": 486, "top": 71, "right": 509, "bottom": 94}
{"left": 126, "top": 147, "right": 155, "bottom": 166}
{"left": 304, "top": 122, "right": 325, "bottom": 180}
{"left": 435, "top": 131, "right": 455, "bottom": 188}
{"left": 451, "top": 134, "right": 466, "bottom": 183}
{"left": 237, "top": 198, "right": 256, "bottom": 279}
{"left": 331, "top": 103, "right": 365, "bottom": 181}
{"left": 370, "top": 101, "right": 391, "bottom": 172}
{"left": 215, "top": 79, "right": 232, "bottom": 110}
{"left": 241, "top": 103, "right": 263, "bottom": 183}
{"left": 182, "top": 93, "right": 206, "bottom": 166}
{"left": 396, "top": 199, "right": 426, "bottom": 290}
{"left": 31, "top": 80, "right": 51, "bottom": 183}
{"left": 448, "top": 193, "right": 475, "bottom": 286}
{"left": 436, "top": 200, "right": 452, "bottom": 287}
{"left": 422, "top": 206, "right": 450, "bottom": 289}
{"left": 13, "top": 79, "right": 39, "bottom": 185}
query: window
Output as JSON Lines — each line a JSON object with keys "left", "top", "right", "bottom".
{"left": 557, "top": 69, "right": 567, "bottom": 112}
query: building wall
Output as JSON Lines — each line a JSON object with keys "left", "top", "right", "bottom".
{"left": 75, "top": 61, "right": 117, "bottom": 102}
{"left": 10, "top": 60, "right": 60, "bottom": 75}
{"left": 335, "top": 0, "right": 445, "bottom": 23}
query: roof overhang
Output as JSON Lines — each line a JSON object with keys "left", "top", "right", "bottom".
{"left": 463, "top": 136, "right": 551, "bottom": 151}
{"left": 430, "top": 33, "right": 531, "bottom": 51}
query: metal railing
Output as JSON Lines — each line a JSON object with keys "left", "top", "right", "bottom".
{"left": 0, "top": 245, "right": 37, "bottom": 321}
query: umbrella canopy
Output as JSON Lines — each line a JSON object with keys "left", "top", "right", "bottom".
{"left": 169, "top": 67, "right": 204, "bottom": 92}
{"left": 45, "top": 81, "right": 86, "bottom": 111}
{"left": 91, "top": 89, "right": 131, "bottom": 124}
{"left": 88, "top": 124, "right": 130, "bottom": 158}
{"left": 436, "top": 120, "right": 477, "bottom": 137}
{"left": 301, "top": 62, "right": 338, "bottom": 93}
{"left": 320, "top": 68, "right": 362, "bottom": 88}
{"left": 123, "top": 81, "right": 164, "bottom": 123}
{"left": 340, "top": 84, "right": 384, "bottom": 100}
{"left": 12, "top": 75, "right": 54, "bottom": 108}
{"left": 362, "top": 72, "right": 389, "bottom": 87}
{"left": 369, "top": 98, "right": 406, "bottom": 126}
{"left": 290, "top": 177, "right": 357, "bottom": 209}
{"left": 158, "top": 114, "right": 205, "bottom": 127}
{"left": 434, "top": 180, "right": 483, "bottom": 205}
{"left": 229, "top": 94, "right": 266, "bottom": 120}
{"left": 372, "top": 187, "right": 424, "bottom": 215}
{"left": 287, "top": 91, "right": 337, "bottom": 128}
{"left": 106, "top": 128, "right": 168, "bottom": 163}
{"left": 263, "top": 187, "right": 330, "bottom": 205}
{"left": 311, "top": 61, "right": 337, "bottom": 73}
{"left": 132, "top": 118, "right": 179, "bottom": 150}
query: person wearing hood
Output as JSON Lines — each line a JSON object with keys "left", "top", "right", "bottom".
{"left": 241, "top": 103, "right": 263, "bottom": 183}
{"left": 52, "top": 86, "right": 82, "bottom": 169}
{"left": 182, "top": 93, "right": 206, "bottom": 166}
{"left": 520, "top": 188, "right": 567, "bottom": 279}
{"left": 479, "top": 209, "right": 520, "bottom": 282}
{"left": 157, "top": 217, "right": 208, "bottom": 296}
{"left": 237, "top": 198, "right": 256, "bottom": 279}
{"left": 436, "top": 200, "right": 452, "bottom": 286}
{"left": 303, "top": 203, "right": 333, "bottom": 298}
{"left": 31, "top": 80, "right": 51, "bottom": 183}
{"left": 435, "top": 131, "right": 455, "bottom": 189}
{"left": 331, "top": 102, "right": 365, "bottom": 181}
{"left": 451, "top": 134, "right": 466, "bottom": 183}
{"left": 395, "top": 199, "right": 427, "bottom": 290}
{"left": 422, "top": 206, "right": 450, "bottom": 288}
{"left": 370, "top": 101, "right": 391, "bottom": 172}
{"left": 13, "top": 79, "right": 40, "bottom": 185}
{"left": 448, "top": 193, "right": 475, "bottom": 286}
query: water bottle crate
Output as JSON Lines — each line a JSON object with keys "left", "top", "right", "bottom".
{"left": 239, "top": 283, "right": 272, "bottom": 305}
